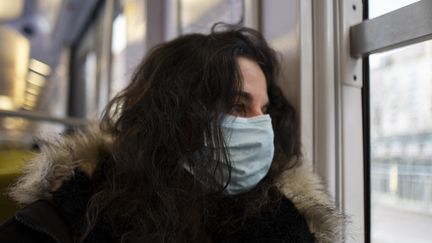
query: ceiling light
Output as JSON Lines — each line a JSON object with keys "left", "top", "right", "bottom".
{"left": 23, "top": 99, "right": 37, "bottom": 107}
{"left": 0, "top": 26, "right": 30, "bottom": 110}
{"left": 22, "top": 104, "right": 33, "bottom": 110}
{"left": 29, "top": 59, "right": 51, "bottom": 76}
{"left": 25, "top": 94, "right": 38, "bottom": 103}
{"left": 26, "top": 86, "right": 40, "bottom": 96}
{"left": 0, "top": 95, "right": 14, "bottom": 110}
{"left": 0, "top": 0, "right": 24, "bottom": 22}
{"left": 27, "top": 71, "right": 46, "bottom": 86}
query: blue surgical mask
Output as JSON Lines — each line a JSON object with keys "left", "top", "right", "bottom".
{"left": 187, "top": 114, "right": 275, "bottom": 195}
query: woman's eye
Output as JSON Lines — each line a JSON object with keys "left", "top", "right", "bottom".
{"left": 262, "top": 105, "right": 269, "bottom": 114}
{"left": 231, "top": 104, "right": 246, "bottom": 116}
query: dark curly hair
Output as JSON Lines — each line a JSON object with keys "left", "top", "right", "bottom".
{"left": 82, "top": 24, "right": 301, "bottom": 243}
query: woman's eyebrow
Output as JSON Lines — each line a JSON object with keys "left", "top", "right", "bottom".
{"left": 233, "top": 91, "right": 270, "bottom": 108}
{"left": 233, "top": 91, "right": 253, "bottom": 102}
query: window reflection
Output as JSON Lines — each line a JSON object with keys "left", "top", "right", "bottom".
{"left": 110, "top": 0, "right": 146, "bottom": 99}
{"left": 370, "top": 39, "right": 432, "bottom": 243}
{"left": 180, "top": 0, "right": 244, "bottom": 34}
{"left": 369, "top": 0, "right": 420, "bottom": 18}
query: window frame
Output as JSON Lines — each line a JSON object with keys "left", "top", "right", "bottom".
{"left": 309, "top": 0, "right": 364, "bottom": 242}
{"left": 342, "top": 0, "right": 432, "bottom": 242}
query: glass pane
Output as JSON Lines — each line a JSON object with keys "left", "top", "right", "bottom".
{"left": 180, "top": 0, "right": 244, "bottom": 34}
{"left": 110, "top": 0, "right": 146, "bottom": 99}
{"left": 369, "top": 0, "right": 420, "bottom": 18}
{"left": 369, "top": 40, "right": 432, "bottom": 243}
{"left": 70, "top": 3, "right": 108, "bottom": 119}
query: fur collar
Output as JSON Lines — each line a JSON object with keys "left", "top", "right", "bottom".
{"left": 10, "top": 127, "right": 345, "bottom": 242}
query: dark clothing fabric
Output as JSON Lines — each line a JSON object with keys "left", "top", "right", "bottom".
{"left": 0, "top": 171, "right": 314, "bottom": 243}
{"left": 0, "top": 200, "right": 72, "bottom": 243}
{"left": 1, "top": 198, "right": 314, "bottom": 243}
{"left": 0, "top": 127, "right": 345, "bottom": 242}
{"left": 212, "top": 197, "right": 315, "bottom": 243}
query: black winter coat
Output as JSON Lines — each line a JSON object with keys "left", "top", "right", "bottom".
{"left": 0, "top": 128, "right": 344, "bottom": 243}
{"left": 0, "top": 196, "right": 315, "bottom": 243}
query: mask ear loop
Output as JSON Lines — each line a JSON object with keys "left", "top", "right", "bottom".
{"left": 218, "top": 115, "right": 233, "bottom": 192}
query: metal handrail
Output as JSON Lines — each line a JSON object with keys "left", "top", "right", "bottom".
{"left": 0, "top": 109, "right": 90, "bottom": 127}
{"left": 350, "top": 0, "right": 432, "bottom": 58}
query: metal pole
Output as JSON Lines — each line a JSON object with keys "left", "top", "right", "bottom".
{"left": 0, "top": 109, "right": 90, "bottom": 127}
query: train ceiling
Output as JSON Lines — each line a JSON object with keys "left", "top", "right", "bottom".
{"left": 0, "top": 0, "right": 97, "bottom": 111}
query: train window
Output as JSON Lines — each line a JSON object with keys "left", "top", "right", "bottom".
{"left": 369, "top": 40, "right": 432, "bottom": 243}
{"left": 110, "top": 12, "right": 128, "bottom": 98}
{"left": 70, "top": 3, "right": 108, "bottom": 119}
{"left": 369, "top": 0, "right": 420, "bottom": 18}
{"left": 367, "top": 1, "right": 432, "bottom": 242}
{"left": 349, "top": 0, "right": 432, "bottom": 241}
{"left": 110, "top": 0, "right": 146, "bottom": 98}
{"left": 179, "top": 0, "right": 244, "bottom": 34}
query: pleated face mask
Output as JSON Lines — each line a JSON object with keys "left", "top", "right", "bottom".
{"left": 187, "top": 114, "right": 275, "bottom": 195}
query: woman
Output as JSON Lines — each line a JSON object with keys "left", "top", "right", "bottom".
{"left": 0, "top": 25, "right": 345, "bottom": 243}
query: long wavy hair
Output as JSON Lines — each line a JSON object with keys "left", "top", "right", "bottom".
{"left": 82, "top": 24, "right": 301, "bottom": 243}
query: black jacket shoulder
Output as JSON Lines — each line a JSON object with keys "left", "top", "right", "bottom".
{"left": 0, "top": 200, "right": 73, "bottom": 243}
{"left": 213, "top": 196, "right": 315, "bottom": 243}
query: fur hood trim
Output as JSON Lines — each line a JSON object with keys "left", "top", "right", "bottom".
{"left": 9, "top": 126, "right": 112, "bottom": 204}
{"left": 277, "top": 164, "right": 346, "bottom": 242}
{"left": 10, "top": 127, "right": 345, "bottom": 242}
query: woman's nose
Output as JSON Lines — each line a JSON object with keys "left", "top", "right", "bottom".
{"left": 247, "top": 106, "right": 264, "bottom": 117}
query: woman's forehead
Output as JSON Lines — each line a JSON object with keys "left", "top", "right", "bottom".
{"left": 237, "top": 57, "right": 268, "bottom": 104}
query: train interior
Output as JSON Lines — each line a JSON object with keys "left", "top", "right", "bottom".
{"left": 0, "top": 0, "right": 431, "bottom": 242}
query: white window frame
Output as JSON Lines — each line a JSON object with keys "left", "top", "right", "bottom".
{"left": 309, "top": 0, "right": 432, "bottom": 242}
{"left": 309, "top": 0, "right": 364, "bottom": 242}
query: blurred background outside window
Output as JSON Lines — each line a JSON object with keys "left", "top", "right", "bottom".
{"left": 369, "top": 1, "right": 432, "bottom": 243}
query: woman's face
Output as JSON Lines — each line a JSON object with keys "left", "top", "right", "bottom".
{"left": 230, "top": 57, "right": 269, "bottom": 118}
